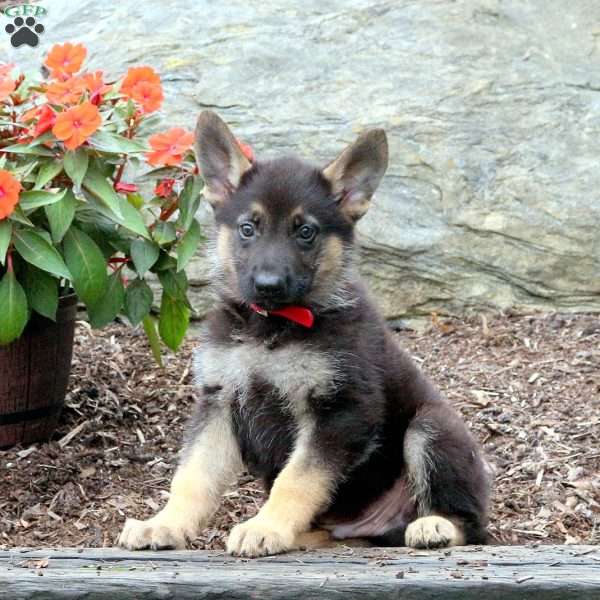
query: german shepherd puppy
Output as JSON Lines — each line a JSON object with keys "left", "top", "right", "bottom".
{"left": 119, "top": 111, "right": 490, "bottom": 557}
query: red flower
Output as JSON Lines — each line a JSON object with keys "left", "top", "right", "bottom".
{"left": 238, "top": 141, "right": 254, "bottom": 162}
{"left": 15, "top": 133, "right": 33, "bottom": 145}
{"left": 32, "top": 105, "right": 57, "bottom": 138}
{"left": 114, "top": 182, "right": 138, "bottom": 193}
{"left": 0, "top": 170, "right": 22, "bottom": 220}
{"left": 155, "top": 177, "right": 176, "bottom": 198}
{"left": 82, "top": 70, "right": 112, "bottom": 105}
{"left": 145, "top": 128, "right": 194, "bottom": 166}
{"left": 45, "top": 43, "right": 87, "bottom": 79}
{"left": 52, "top": 101, "right": 101, "bottom": 150}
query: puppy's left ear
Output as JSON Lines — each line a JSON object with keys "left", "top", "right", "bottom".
{"left": 323, "top": 129, "right": 388, "bottom": 221}
{"left": 194, "top": 110, "right": 253, "bottom": 208}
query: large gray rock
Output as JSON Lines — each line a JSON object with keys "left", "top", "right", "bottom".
{"left": 6, "top": 0, "right": 600, "bottom": 318}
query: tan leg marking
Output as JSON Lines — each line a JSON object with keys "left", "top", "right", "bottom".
{"left": 404, "top": 423, "right": 435, "bottom": 516}
{"left": 227, "top": 433, "right": 333, "bottom": 557}
{"left": 119, "top": 415, "right": 242, "bottom": 550}
{"left": 405, "top": 515, "right": 465, "bottom": 549}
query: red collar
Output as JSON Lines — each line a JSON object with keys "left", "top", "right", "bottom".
{"left": 250, "top": 303, "right": 315, "bottom": 328}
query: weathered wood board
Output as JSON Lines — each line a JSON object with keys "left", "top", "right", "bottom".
{"left": 1, "top": 545, "right": 599, "bottom": 599}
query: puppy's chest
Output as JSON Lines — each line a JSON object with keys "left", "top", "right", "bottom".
{"left": 194, "top": 339, "right": 338, "bottom": 410}
{"left": 194, "top": 339, "right": 339, "bottom": 482}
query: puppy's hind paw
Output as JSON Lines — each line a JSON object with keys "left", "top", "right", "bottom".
{"left": 405, "top": 516, "right": 464, "bottom": 549}
{"left": 118, "top": 516, "right": 189, "bottom": 550}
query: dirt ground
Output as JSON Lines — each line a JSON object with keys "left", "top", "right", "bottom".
{"left": 1, "top": 312, "right": 599, "bottom": 550}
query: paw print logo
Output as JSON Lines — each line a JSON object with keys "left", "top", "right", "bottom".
{"left": 5, "top": 16, "right": 45, "bottom": 48}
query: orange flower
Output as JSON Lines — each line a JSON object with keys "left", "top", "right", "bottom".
{"left": 0, "top": 170, "right": 22, "bottom": 220}
{"left": 129, "top": 80, "right": 163, "bottom": 113}
{"left": 145, "top": 128, "right": 194, "bottom": 166}
{"left": 20, "top": 106, "right": 38, "bottom": 122}
{"left": 121, "top": 66, "right": 163, "bottom": 113}
{"left": 82, "top": 70, "right": 112, "bottom": 105}
{"left": 0, "top": 64, "right": 15, "bottom": 101}
{"left": 0, "top": 76, "right": 15, "bottom": 102}
{"left": 121, "top": 66, "right": 160, "bottom": 95}
{"left": 52, "top": 101, "right": 101, "bottom": 150}
{"left": 0, "top": 64, "right": 14, "bottom": 78}
{"left": 45, "top": 43, "right": 87, "bottom": 78}
{"left": 45, "top": 76, "right": 86, "bottom": 105}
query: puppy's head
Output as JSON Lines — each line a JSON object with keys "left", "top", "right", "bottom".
{"left": 195, "top": 111, "right": 388, "bottom": 310}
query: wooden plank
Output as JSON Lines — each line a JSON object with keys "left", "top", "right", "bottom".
{"left": 1, "top": 545, "right": 599, "bottom": 599}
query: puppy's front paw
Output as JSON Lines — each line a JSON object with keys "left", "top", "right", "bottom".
{"left": 405, "top": 516, "right": 463, "bottom": 549}
{"left": 118, "top": 515, "right": 191, "bottom": 550}
{"left": 226, "top": 517, "right": 295, "bottom": 557}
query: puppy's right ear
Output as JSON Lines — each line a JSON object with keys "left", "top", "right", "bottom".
{"left": 194, "top": 111, "right": 252, "bottom": 207}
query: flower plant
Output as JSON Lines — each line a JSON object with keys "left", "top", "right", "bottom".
{"left": 0, "top": 43, "right": 242, "bottom": 362}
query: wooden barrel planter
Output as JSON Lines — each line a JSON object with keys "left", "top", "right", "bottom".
{"left": 0, "top": 294, "right": 77, "bottom": 448}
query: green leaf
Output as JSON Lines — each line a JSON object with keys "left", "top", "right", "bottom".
{"left": 79, "top": 188, "right": 149, "bottom": 239}
{"left": 88, "top": 131, "right": 148, "bottom": 154}
{"left": 63, "top": 227, "right": 108, "bottom": 306}
{"left": 88, "top": 271, "right": 125, "bottom": 328}
{"left": 0, "top": 220, "right": 11, "bottom": 266}
{"left": 176, "top": 219, "right": 202, "bottom": 272}
{"left": 1, "top": 143, "right": 54, "bottom": 157}
{"left": 22, "top": 264, "right": 58, "bottom": 321}
{"left": 63, "top": 148, "right": 89, "bottom": 188}
{"left": 19, "top": 189, "right": 67, "bottom": 211}
{"left": 13, "top": 229, "right": 71, "bottom": 280}
{"left": 151, "top": 251, "right": 177, "bottom": 273}
{"left": 34, "top": 159, "right": 63, "bottom": 190}
{"left": 130, "top": 238, "right": 159, "bottom": 276}
{"left": 45, "top": 188, "right": 77, "bottom": 243}
{"left": 71, "top": 221, "right": 111, "bottom": 257}
{"left": 8, "top": 206, "right": 34, "bottom": 227}
{"left": 159, "top": 292, "right": 190, "bottom": 352}
{"left": 0, "top": 270, "right": 28, "bottom": 345}
{"left": 118, "top": 196, "right": 151, "bottom": 239}
{"left": 29, "top": 132, "right": 55, "bottom": 147}
{"left": 136, "top": 165, "right": 180, "bottom": 183}
{"left": 125, "top": 278, "right": 154, "bottom": 326}
{"left": 10, "top": 159, "right": 38, "bottom": 181}
{"left": 37, "top": 230, "right": 53, "bottom": 245}
{"left": 158, "top": 269, "right": 188, "bottom": 303}
{"left": 177, "top": 175, "right": 203, "bottom": 230}
{"left": 126, "top": 192, "right": 144, "bottom": 209}
{"left": 153, "top": 221, "right": 176, "bottom": 246}
{"left": 83, "top": 164, "right": 123, "bottom": 219}
{"left": 142, "top": 314, "right": 163, "bottom": 367}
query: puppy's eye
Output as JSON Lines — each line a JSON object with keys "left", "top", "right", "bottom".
{"left": 239, "top": 222, "right": 255, "bottom": 239}
{"left": 297, "top": 224, "right": 317, "bottom": 243}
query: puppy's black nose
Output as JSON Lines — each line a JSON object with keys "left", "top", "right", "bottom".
{"left": 254, "top": 272, "right": 286, "bottom": 298}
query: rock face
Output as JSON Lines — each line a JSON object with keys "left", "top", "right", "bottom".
{"left": 7, "top": 0, "right": 600, "bottom": 317}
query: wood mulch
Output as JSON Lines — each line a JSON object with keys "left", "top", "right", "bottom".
{"left": 1, "top": 312, "right": 599, "bottom": 549}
